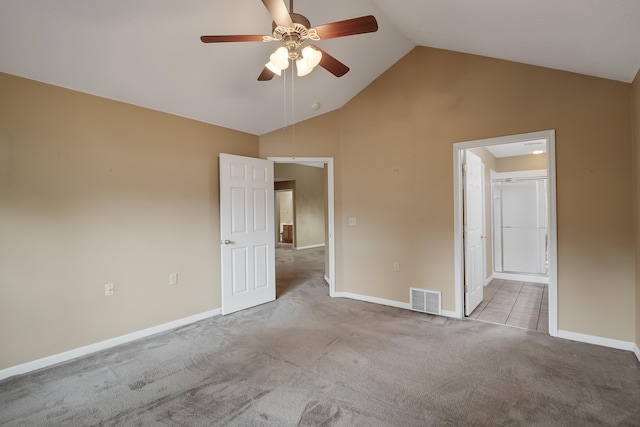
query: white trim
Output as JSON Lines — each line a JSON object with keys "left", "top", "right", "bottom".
{"left": 295, "top": 243, "right": 325, "bottom": 250}
{"left": 635, "top": 343, "right": 640, "bottom": 363}
{"left": 491, "top": 169, "right": 547, "bottom": 180}
{"left": 324, "top": 275, "right": 330, "bottom": 285}
{"left": 441, "top": 310, "right": 460, "bottom": 318}
{"left": 484, "top": 273, "right": 494, "bottom": 286}
{"left": 453, "top": 147, "right": 465, "bottom": 318}
{"left": 480, "top": 162, "right": 487, "bottom": 295}
{"left": 557, "top": 330, "right": 635, "bottom": 352}
{"left": 546, "top": 132, "right": 558, "bottom": 337}
{"left": 334, "top": 292, "right": 411, "bottom": 310}
{"left": 0, "top": 309, "right": 221, "bottom": 381}
{"left": 453, "top": 130, "right": 558, "bottom": 336}
{"left": 269, "top": 157, "right": 336, "bottom": 297}
{"left": 493, "top": 272, "right": 549, "bottom": 284}
{"left": 334, "top": 292, "right": 461, "bottom": 319}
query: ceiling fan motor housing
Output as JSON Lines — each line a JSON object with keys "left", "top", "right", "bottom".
{"left": 272, "top": 12, "right": 318, "bottom": 59}
{"left": 272, "top": 13, "right": 311, "bottom": 32}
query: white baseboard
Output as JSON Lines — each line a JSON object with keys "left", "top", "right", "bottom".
{"left": 333, "top": 292, "right": 411, "bottom": 310}
{"left": 333, "top": 291, "right": 636, "bottom": 354}
{"left": 557, "top": 329, "right": 635, "bottom": 352}
{"left": 484, "top": 274, "right": 494, "bottom": 286}
{"left": 493, "top": 272, "right": 549, "bottom": 284}
{"left": 295, "top": 243, "right": 325, "bottom": 250}
{"left": 333, "top": 292, "right": 460, "bottom": 319}
{"left": 0, "top": 309, "right": 221, "bottom": 381}
{"left": 324, "top": 275, "right": 330, "bottom": 285}
{"left": 441, "top": 310, "right": 461, "bottom": 319}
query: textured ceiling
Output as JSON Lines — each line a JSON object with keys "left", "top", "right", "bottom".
{"left": 1, "top": 0, "right": 639, "bottom": 135}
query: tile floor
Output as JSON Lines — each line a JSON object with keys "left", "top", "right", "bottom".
{"left": 469, "top": 279, "right": 548, "bottom": 333}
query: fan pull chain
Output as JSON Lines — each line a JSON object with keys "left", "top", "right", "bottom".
{"left": 282, "top": 61, "right": 287, "bottom": 131}
{"left": 291, "top": 61, "right": 296, "bottom": 159}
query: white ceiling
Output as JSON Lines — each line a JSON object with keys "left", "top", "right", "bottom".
{"left": 1, "top": 0, "right": 639, "bottom": 136}
{"left": 485, "top": 139, "right": 546, "bottom": 158}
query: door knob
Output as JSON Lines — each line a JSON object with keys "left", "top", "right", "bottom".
{"left": 222, "top": 239, "right": 233, "bottom": 245}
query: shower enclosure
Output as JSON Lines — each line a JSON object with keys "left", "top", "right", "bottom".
{"left": 492, "top": 171, "right": 548, "bottom": 281}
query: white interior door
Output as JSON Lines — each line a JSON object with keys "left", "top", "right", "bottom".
{"left": 219, "top": 153, "right": 275, "bottom": 315}
{"left": 464, "top": 151, "right": 484, "bottom": 315}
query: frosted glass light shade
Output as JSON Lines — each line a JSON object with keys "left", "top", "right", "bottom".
{"left": 302, "top": 46, "right": 322, "bottom": 68}
{"left": 270, "top": 46, "right": 290, "bottom": 70}
{"left": 296, "top": 58, "right": 313, "bottom": 76}
{"left": 265, "top": 61, "right": 282, "bottom": 76}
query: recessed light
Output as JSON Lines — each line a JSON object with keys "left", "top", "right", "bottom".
{"left": 532, "top": 150, "right": 544, "bottom": 155}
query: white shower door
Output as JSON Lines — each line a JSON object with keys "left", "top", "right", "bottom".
{"left": 493, "top": 174, "right": 547, "bottom": 276}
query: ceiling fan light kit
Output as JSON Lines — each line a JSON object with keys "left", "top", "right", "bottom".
{"left": 267, "top": 46, "right": 290, "bottom": 75}
{"left": 302, "top": 45, "right": 322, "bottom": 67}
{"left": 200, "top": 0, "right": 378, "bottom": 80}
{"left": 295, "top": 46, "right": 322, "bottom": 76}
{"left": 295, "top": 57, "right": 313, "bottom": 76}
{"left": 265, "top": 61, "right": 282, "bottom": 76}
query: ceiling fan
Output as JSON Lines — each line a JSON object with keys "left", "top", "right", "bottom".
{"left": 200, "top": 0, "right": 378, "bottom": 81}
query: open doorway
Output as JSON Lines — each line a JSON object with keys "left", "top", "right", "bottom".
{"left": 269, "top": 157, "right": 336, "bottom": 297}
{"left": 219, "top": 154, "right": 333, "bottom": 315}
{"left": 453, "top": 130, "right": 558, "bottom": 337}
{"left": 275, "top": 189, "right": 294, "bottom": 245}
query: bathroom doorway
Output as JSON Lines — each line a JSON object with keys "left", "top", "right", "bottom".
{"left": 453, "top": 130, "right": 557, "bottom": 336}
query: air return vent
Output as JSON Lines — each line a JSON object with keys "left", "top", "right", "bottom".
{"left": 410, "top": 288, "right": 441, "bottom": 315}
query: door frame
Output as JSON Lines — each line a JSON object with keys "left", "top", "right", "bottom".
{"left": 452, "top": 130, "right": 558, "bottom": 337}
{"left": 268, "top": 157, "right": 336, "bottom": 297}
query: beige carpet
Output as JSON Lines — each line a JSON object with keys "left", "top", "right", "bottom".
{"left": 1, "top": 246, "right": 639, "bottom": 426}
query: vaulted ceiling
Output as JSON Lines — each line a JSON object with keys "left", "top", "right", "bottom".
{"left": 1, "top": 0, "right": 639, "bottom": 135}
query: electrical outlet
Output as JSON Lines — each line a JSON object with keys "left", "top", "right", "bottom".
{"left": 393, "top": 262, "right": 400, "bottom": 272}
{"left": 104, "top": 283, "right": 114, "bottom": 296}
{"left": 349, "top": 217, "right": 357, "bottom": 226}
{"left": 169, "top": 273, "right": 178, "bottom": 286}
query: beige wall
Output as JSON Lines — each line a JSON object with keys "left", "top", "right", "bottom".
{"left": 634, "top": 69, "right": 640, "bottom": 348}
{"left": 274, "top": 164, "right": 325, "bottom": 248}
{"left": 0, "top": 72, "right": 258, "bottom": 369}
{"left": 497, "top": 153, "right": 547, "bottom": 172}
{"left": 277, "top": 191, "right": 293, "bottom": 225}
{"left": 260, "top": 46, "right": 635, "bottom": 342}
{"left": 2, "top": 45, "right": 637, "bottom": 370}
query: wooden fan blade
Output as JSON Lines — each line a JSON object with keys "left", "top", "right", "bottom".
{"left": 262, "top": 0, "right": 294, "bottom": 28}
{"left": 316, "top": 48, "right": 349, "bottom": 77}
{"left": 258, "top": 67, "right": 276, "bottom": 81}
{"left": 200, "top": 35, "right": 265, "bottom": 43}
{"left": 313, "top": 15, "right": 378, "bottom": 40}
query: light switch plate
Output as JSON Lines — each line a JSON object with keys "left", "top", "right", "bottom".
{"left": 104, "top": 283, "right": 114, "bottom": 296}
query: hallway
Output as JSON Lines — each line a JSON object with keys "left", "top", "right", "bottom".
{"left": 275, "top": 243, "right": 326, "bottom": 297}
